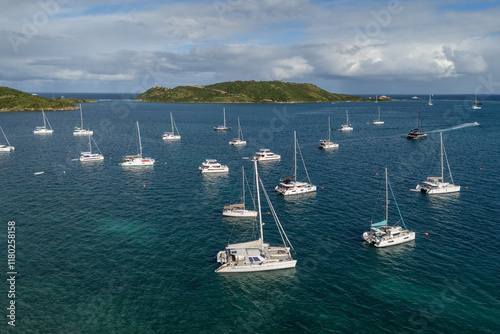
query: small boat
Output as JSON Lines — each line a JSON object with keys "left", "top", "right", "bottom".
{"left": 121, "top": 122, "right": 155, "bottom": 167}
{"left": 428, "top": 94, "right": 433, "bottom": 106}
{"left": 34, "top": 171, "right": 44, "bottom": 176}
{"left": 371, "top": 107, "right": 384, "bottom": 125}
{"left": 470, "top": 93, "right": 481, "bottom": 110}
{"left": 363, "top": 167, "right": 415, "bottom": 247}
{"left": 80, "top": 135, "right": 104, "bottom": 162}
{"left": 319, "top": 117, "right": 339, "bottom": 149}
{"left": 199, "top": 159, "right": 229, "bottom": 173}
{"left": 276, "top": 131, "right": 316, "bottom": 196}
{"left": 162, "top": 112, "right": 181, "bottom": 140}
{"left": 406, "top": 106, "right": 427, "bottom": 139}
{"left": 34, "top": 109, "right": 54, "bottom": 134}
{"left": 229, "top": 117, "right": 246, "bottom": 146}
{"left": 215, "top": 159, "right": 297, "bottom": 272}
{"left": 214, "top": 108, "right": 231, "bottom": 131}
{"left": 73, "top": 104, "right": 93, "bottom": 136}
{"left": 339, "top": 110, "right": 353, "bottom": 131}
{"left": 254, "top": 149, "right": 281, "bottom": 162}
{"left": 223, "top": 166, "right": 257, "bottom": 217}
{"left": 0, "top": 126, "right": 14, "bottom": 152}
{"left": 413, "top": 132, "right": 460, "bottom": 194}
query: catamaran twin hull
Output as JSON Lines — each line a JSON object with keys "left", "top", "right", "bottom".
{"left": 415, "top": 183, "right": 461, "bottom": 194}
{"left": 363, "top": 228, "right": 415, "bottom": 248}
{"left": 275, "top": 183, "right": 317, "bottom": 196}
{"left": 215, "top": 247, "right": 297, "bottom": 273}
{"left": 34, "top": 128, "right": 54, "bottom": 134}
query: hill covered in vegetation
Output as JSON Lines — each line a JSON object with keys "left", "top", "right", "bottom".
{"left": 135, "top": 81, "right": 367, "bottom": 103}
{"left": 0, "top": 87, "right": 95, "bottom": 111}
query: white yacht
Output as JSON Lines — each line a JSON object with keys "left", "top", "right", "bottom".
{"left": 254, "top": 149, "right": 280, "bottom": 162}
{"left": 471, "top": 93, "right": 481, "bottom": 110}
{"left": 162, "top": 112, "right": 181, "bottom": 140}
{"left": 413, "top": 132, "right": 460, "bottom": 194}
{"left": 276, "top": 131, "right": 316, "bottom": 196}
{"left": 80, "top": 135, "right": 104, "bottom": 162}
{"left": 319, "top": 116, "right": 339, "bottom": 149}
{"left": 34, "top": 109, "right": 54, "bottom": 134}
{"left": 339, "top": 110, "right": 353, "bottom": 131}
{"left": 216, "top": 159, "right": 297, "bottom": 273}
{"left": 406, "top": 106, "right": 427, "bottom": 139}
{"left": 73, "top": 104, "right": 93, "bottom": 136}
{"left": 214, "top": 108, "right": 231, "bottom": 130}
{"left": 223, "top": 166, "right": 257, "bottom": 217}
{"left": 121, "top": 122, "right": 155, "bottom": 167}
{"left": 199, "top": 159, "right": 229, "bottom": 173}
{"left": 371, "top": 107, "right": 384, "bottom": 125}
{"left": 428, "top": 94, "right": 433, "bottom": 106}
{"left": 363, "top": 168, "right": 415, "bottom": 247}
{"left": 229, "top": 117, "right": 246, "bottom": 146}
{"left": 0, "top": 126, "right": 14, "bottom": 152}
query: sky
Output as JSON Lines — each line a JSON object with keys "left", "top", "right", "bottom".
{"left": 1, "top": 0, "right": 500, "bottom": 95}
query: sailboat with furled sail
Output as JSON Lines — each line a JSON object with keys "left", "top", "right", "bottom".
{"left": 229, "top": 117, "right": 246, "bottom": 146}
{"left": 223, "top": 166, "right": 257, "bottom": 217}
{"left": 162, "top": 112, "right": 181, "bottom": 140}
{"left": 319, "top": 116, "right": 339, "bottom": 149}
{"left": 34, "top": 109, "right": 54, "bottom": 134}
{"left": 216, "top": 159, "right": 297, "bottom": 272}
{"left": 121, "top": 121, "right": 155, "bottom": 167}
{"left": 406, "top": 105, "right": 427, "bottom": 139}
{"left": 214, "top": 108, "right": 231, "bottom": 131}
{"left": 73, "top": 104, "right": 93, "bottom": 136}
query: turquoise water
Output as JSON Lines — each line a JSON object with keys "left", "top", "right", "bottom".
{"left": 1, "top": 100, "right": 499, "bottom": 333}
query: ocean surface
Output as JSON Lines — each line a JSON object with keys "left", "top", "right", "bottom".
{"left": 1, "top": 98, "right": 498, "bottom": 333}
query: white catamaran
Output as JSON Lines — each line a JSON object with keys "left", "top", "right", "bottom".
{"left": 276, "top": 131, "right": 316, "bottom": 196}
{"left": 412, "top": 132, "right": 460, "bottom": 194}
{"left": 319, "top": 116, "right": 339, "bottom": 149}
{"left": 80, "top": 135, "right": 104, "bottom": 162}
{"left": 363, "top": 168, "right": 415, "bottom": 247}
{"left": 229, "top": 117, "right": 246, "bottom": 146}
{"left": 339, "top": 110, "right": 353, "bottom": 131}
{"left": 34, "top": 109, "right": 54, "bottom": 134}
{"left": 73, "top": 104, "right": 93, "bottom": 136}
{"left": 216, "top": 159, "right": 297, "bottom": 272}
{"left": 223, "top": 166, "right": 257, "bottom": 217}
{"left": 214, "top": 108, "right": 231, "bottom": 131}
{"left": 162, "top": 112, "right": 181, "bottom": 140}
{"left": 0, "top": 126, "right": 14, "bottom": 152}
{"left": 371, "top": 107, "right": 384, "bottom": 125}
{"left": 121, "top": 121, "right": 155, "bottom": 166}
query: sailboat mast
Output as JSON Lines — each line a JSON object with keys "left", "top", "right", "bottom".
{"left": 242, "top": 166, "right": 245, "bottom": 208}
{"left": 346, "top": 110, "right": 349, "bottom": 125}
{"left": 385, "top": 167, "right": 389, "bottom": 224}
{"left": 137, "top": 121, "right": 143, "bottom": 157}
{"left": 42, "top": 109, "right": 46, "bottom": 127}
{"left": 328, "top": 117, "right": 331, "bottom": 141}
{"left": 88, "top": 135, "right": 92, "bottom": 154}
{"left": 170, "top": 112, "right": 174, "bottom": 133}
{"left": 417, "top": 105, "right": 421, "bottom": 128}
{"left": 238, "top": 117, "right": 241, "bottom": 140}
{"left": 378, "top": 107, "right": 381, "bottom": 121}
{"left": 80, "top": 104, "right": 84, "bottom": 128}
{"left": 223, "top": 108, "right": 226, "bottom": 128}
{"left": 440, "top": 132, "right": 444, "bottom": 181}
{"left": 294, "top": 131, "right": 297, "bottom": 181}
{"left": 254, "top": 159, "right": 264, "bottom": 245}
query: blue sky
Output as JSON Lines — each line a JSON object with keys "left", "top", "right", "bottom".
{"left": 1, "top": 0, "right": 500, "bottom": 94}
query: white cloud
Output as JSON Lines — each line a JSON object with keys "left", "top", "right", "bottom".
{"left": 270, "top": 56, "right": 314, "bottom": 80}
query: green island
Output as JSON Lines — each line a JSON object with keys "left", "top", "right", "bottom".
{"left": 0, "top": 87, "right": 96, "bottom": 112}
{"left": 135, "top": 81, "right": 369, "bottom": 103}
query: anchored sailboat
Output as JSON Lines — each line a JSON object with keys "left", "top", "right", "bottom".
{"left": 363, "top": 167, "right": 415, "bottom": 247}
{"left": 428, "top": 94, "right": 433, "bottom": 106}
{"left": 339, "top": 110, "right": 353, "bottom": 131}
{"left": 0, "top": 126, "right": 14, "bottom": 152}
{"left": 80, "top": 135, "right": 104, "bottom": 162}
{"left": 223, "top": 166, "right": 257, "bottom": 217}
{"left": 121, "top": 121, "right": 155, "bottom": 166}
{"left": 412, "top": 132, "right": 460, "bottom": 194}
{"left": 34, "top": 109, "right": 54, "bottom": 134}
{"left": 371, "top": 107, "right": 384, "bottom": 125}
{"left": 162, "top": 112, "right": 181, "bottom": 140}
{"left": 214, "top": 108, "right": 231, "bottom": 130}
{"left": 406, "top": 105, "right": 427, "bottom": 139}
{"left": 229, "top": 117, "right": 246, "bottom": 146}
{"left": 319, "top": 116, "right": 339, "bottom": 149}
{"left": 276, "top": 131, "right": 316, "bottom": 196}
{"left": 471, "top": 93, "right": 481, "bottom": 110}
{"left": 73, "top": 104, "right": 93, "bottom": 136}
{"left": 215, "top": 159, "right": 297, "bottom": 272}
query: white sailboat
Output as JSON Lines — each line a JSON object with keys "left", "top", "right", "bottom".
{"left": 162, "top": 112, "right": 181, "bottom": 140}
{"left": 80, "top": 135, "right": 104, "bottom": 162}
{"left": 229, "top": 117, "right": 246, "bottom": 146}
{"left": 34, "top": 109, "right": 54, "bottom": 134}
{"left": 319, "top": 117, "right": 339, "bottom": 149}
{"left": 371, "top": 107, "right": 384, "bottom": 125}
{"left": 276, "top": 131, "right": 316, "bottom": 196}
{"left": 471, "top": 93, "right": 481, "bottom": 110}
{"left": 428, "top": 94, "right": 433, "bottom": 106}
{"left": 121, "top": 121, "right": 155, "bottom": 166}
{"left": 73, "top": 104, "right": 93, "bottom": 136}
{"left": 0, "top": 126, "right": 14, "bottom": 152}
{"left": 339, "top": 110, "right": 353, "bottom": 131}
{"left": 223, "top": 166, "right": 257, "bottom": 217}
{"left": 216, "top": 158, "right": 297, "bottom": 272}
{"left": 413, "top": 132, "right": 460, "bottom": 194}
{"left": 214, "top": 108, "right": 231, "bottom": 130}
{"left": 363, "top": 167, "right": 415, "bottom": 247}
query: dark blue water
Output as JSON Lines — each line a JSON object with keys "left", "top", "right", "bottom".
{"left": 1, "top": 100, "right": 498, "bottom": 333}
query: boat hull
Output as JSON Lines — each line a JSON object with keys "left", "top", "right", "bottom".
{"left": 121, "top": 158, "right": 155, "bottom": 166}
{"left": 162, "top": 135, "right": 181, "bottom": 140}
{"left": 363, "top": 231, "right": 415, "bottom": 247}
{"left": 275, "top": 183, "right": 317, "bottom": 196}
{"left": 34, "top": 129, "right": 54, "bottom": 134}
{"left": 222, "top": 210, "right": 258, "bottom": 218}
{"left": 215, "top": 259, "right": 296, "bottom": 273}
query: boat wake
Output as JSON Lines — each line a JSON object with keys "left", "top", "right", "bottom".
{"left": 427, "top": 122, "right": 479, "bottom": 133}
